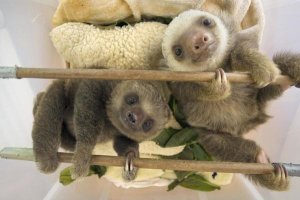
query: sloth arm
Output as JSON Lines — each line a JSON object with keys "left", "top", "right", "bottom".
{"left": 32, "top": 80, "right": 66, "bottom": 173}
{"left": 257, "top": 84, "right": 284, "bottom": 104}
{"left": 113, "top": 135, "right": 139, "bottom": 157}
{"left": 72, "top": 80, "right": 106, "bottom": 177}
{"left": 170, "top": 79, "right": 230, "bottom": 102}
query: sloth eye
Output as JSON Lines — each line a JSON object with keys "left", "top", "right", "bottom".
{"left": 203, "top": 18, "right": 212, "bottom": 27}
{"left": 173, "top": 46, "right": 183, "bottom": 57}
{"left": 125, "top": 94, "right": 139, "bottom": 105}
{"left": 142, "top": 119, "right": 154, "bottom": 132}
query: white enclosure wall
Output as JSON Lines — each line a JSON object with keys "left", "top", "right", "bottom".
{"left": 0, "top": 0, "right": 300, "bottom": 199}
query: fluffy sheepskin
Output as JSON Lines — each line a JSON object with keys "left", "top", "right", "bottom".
{"left": 50, "top": 22, "right": 167, "bottom": 69}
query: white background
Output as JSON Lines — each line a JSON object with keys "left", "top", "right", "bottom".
{"left": 1, "top": 0, "right": 300, "bottom": 199}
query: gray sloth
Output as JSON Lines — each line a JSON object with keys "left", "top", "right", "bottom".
{"left": 32, "top": 79, "right": 172, "bottom": 180}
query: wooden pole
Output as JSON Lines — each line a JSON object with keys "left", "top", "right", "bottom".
{"left": 0, "top": 147, "right": 276, "bottom": 175}
{"left": 2, "top": 148, "right": 300, "bottom": 176}
{"left": 0, "top": 66, "right": 294, "bottom": 85}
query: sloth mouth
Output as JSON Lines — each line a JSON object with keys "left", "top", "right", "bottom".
{"left": 207, "top": 41, "right": 218, "bottom": 51}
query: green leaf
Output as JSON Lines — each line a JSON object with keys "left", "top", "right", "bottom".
{"left": 90, "top": 165, "right": 107, "bottom": 178}
{"left": 165, "top": 128, "right": 198, "bottom": 147}
{"left": 175, "top": 171, "right": 195, "bottom": 182}
{"left": 169, "top": 97, "right": 185, "bottom": 121}
{"left": 59, "top": 165, "right": 107, "bottom": 186}
{"left": 153, "top": 128, "right": 178, "bottom": 147}
{"left": 168, "top": 97, "right": 186, "bottom": 126}
{"left": 176, "top": 146, "right": 194, "bottom": 160}
{"left": 167, "top": 179, "right": 181, "bottom": 191}
{"left": 180, "top": 174, "right": 221, "bottom": 192}
{"left": 190, "top": 143, "right": 212, "bottom": 161}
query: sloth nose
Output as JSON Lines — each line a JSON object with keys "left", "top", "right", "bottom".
{"left": 191, "top": 33, "right": 214, "bottom": 53}
{"left": 127, "top": 112, "right": 137, "bottom": 124}
{"left": 126, "top": 108, "right": 143, "bottom": 125}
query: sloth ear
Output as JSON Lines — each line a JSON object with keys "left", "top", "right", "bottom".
{"left": 164, "top": 108, "right": 182, "bottom": 129}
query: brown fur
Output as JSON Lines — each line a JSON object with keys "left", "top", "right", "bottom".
{"left": 32, "top": 79, "right": 171, "bottom": 179}
{"left": 169, "top": 66, "right": 293, "bottom": 190}
{"left": 166, "top": 10, "right": 300, "bottom": 191}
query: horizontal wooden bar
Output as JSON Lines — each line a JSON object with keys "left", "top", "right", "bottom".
{"left": 0, "top": 147, "right": 274, "bottom": 174}
{"left": 0, "top": 67, "right": 290, "bottom": 85}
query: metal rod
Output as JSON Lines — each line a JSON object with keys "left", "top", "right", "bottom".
{"left": 2, "top": 147, "right": 300, "bottom": 176}
{"left": 0, "top": 66, "right": 293, "bottom": 85}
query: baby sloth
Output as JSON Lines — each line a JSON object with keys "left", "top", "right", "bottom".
{"left": 162, "top": 9, "right": 280, "bottom": 88}
{"left": 163, "top": 10, "right": 300, "bottom": 191}
{"left": 32, "top": 80, "right": 171, "bottom": 180}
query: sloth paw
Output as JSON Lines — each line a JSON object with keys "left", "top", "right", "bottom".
{"left": 252, "top": 150, "right": 289, "bottom": 191}
{"left": 252, "top": 163, "right": 290, "bottom": 191}
{"left": 122, "top": 151, "right": 138, "bottom": 181}
{"left": 36, "top": 153, "right": 59, "bottom": 173}
{"left": 70, "top": 164, "right": 90, "bottom": 180}
{"left": 251, "top": 65, "right": 280, "bottom": 88}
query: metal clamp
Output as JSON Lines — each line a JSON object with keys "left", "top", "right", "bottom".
{"left": 0, "top": 66, "right": 17, "bottom": 79}
{"left": 282, "top": 163, "right": 300, "bottom": 177}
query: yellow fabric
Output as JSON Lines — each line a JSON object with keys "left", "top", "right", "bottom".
{"left": 52, "top": 0, "right": 264, "bottom": 47}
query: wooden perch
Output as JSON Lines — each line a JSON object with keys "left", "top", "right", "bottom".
{"left": 1, "top": 147, "right": 300, "bottom": 176}
{"left": 0, "top": 66, "right": 294, "bottom": 85}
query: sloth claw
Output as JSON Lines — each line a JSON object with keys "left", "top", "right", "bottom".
{"left": 122, "top": 151, "right": 138, "bottom": 181}
{"left": 213, "top": 68, "right": 230, "bottom": 91}
{"left": 214, "top": 68, "right": 228, "bottom": 85}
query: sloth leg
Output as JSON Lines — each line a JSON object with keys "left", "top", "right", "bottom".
{"left": 195, "top": 128, "right": 259, "bottom": 163}
{"left": 194, "top": 128, "right": 289, "bottom": 190}
{"left": 32, "top": 80, "right": 66, "bottom": 173}
{"left": 113, "top": 135, "right": 139, "bottom": 181}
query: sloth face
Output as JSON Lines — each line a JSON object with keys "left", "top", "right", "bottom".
{"left": 172, "top": 16, "right": 219, "bottom": 63}
{"left": 162, "top": 10, "right": 229, "bottom": 72}
{"left": 121, "top": 92, "right": 155, "bottom": 133}
{"left": 107, "top": 81, "right": 171, "bottom": 142}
